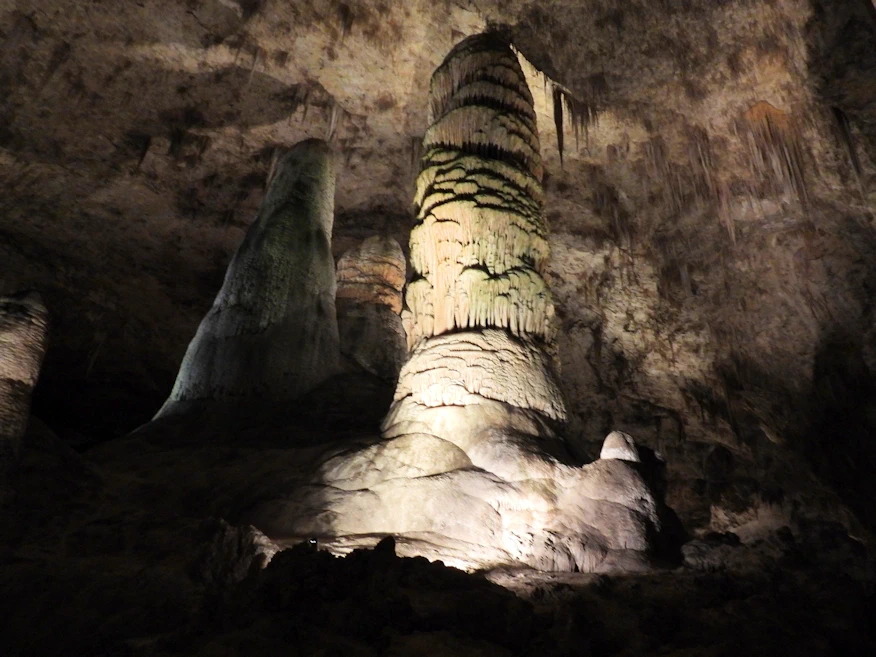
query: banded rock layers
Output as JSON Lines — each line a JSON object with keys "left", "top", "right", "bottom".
{"left": 384, "top": 33, "right": 565, "bottom": 447}
{"left": 0, "top": 291, "right": 49, "bottom": 504}
{"left": 336, "top": 235, "right": 406, "bottom": 381}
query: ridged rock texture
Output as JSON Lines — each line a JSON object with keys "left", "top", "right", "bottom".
{"left": 386, "top": 33, "right": 565, "bottom": 442}
{"left": 154, "top": 139, "right": 339, "bottom": 418}
{"left": 245, "top": 34, "right": 666, "bottom": 573}
{"left": 335, "top": 235, "right": 406, "bottom": 381}
{"left": 0, "top": 291, "right": 49, "bottom": 504}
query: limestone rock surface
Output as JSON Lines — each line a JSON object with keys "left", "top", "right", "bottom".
{"left": 0, "top": 291, "right": 49, "bottom": 502}
{"left": 155, "top": 139, "right": 339, "bottom": 418}
{"left": 336, "top": 235, "right": 406, "bottom": 381}
{"left": 600, "top": 430, "right": 641, "bottom": 462}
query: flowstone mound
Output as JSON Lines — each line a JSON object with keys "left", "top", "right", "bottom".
{"left": 154, "top": 139, "right": 339, "bottom": 419}
{"left": 0, "top": 291, "right": 49, "bottom": 503}
{"left": 247, "top": 34, "right": 666, "bottom": 572}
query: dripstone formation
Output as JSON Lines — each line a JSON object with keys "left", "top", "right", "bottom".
{"left": 384, "top": 34, "right": 566, "bottom": 453}
{"left": 154, "top": 139, "right": 339, "bottom": 419}
{"left": 248, "top": 35, "right": 665, "bottom": 572}
{"left": 0, "top": 291, "right": 49, "bottom": 504}
{"left": 335, "top": 235, "right": 406, "bottom": 381}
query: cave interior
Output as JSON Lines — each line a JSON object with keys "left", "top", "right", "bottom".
{"left": 2, "top": 1, "right": 876, "bottom": 655}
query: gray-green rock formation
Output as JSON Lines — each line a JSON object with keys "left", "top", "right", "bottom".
{"left": 155, "top": 139, "right": 339, "bottom": 418}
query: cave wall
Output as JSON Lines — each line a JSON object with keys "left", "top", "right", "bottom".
{"left": 0, "top": 0, "right": 874, "bottom": 535}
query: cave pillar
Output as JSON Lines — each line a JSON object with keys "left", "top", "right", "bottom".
{"left": 382, "top": 34, "right": 568, "bottom": 465}
{"left": 155, "top": 138, "right": 339, "bottom": 418}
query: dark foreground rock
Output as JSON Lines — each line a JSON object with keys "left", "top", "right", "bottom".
{"left": 1, "top": 414, "right": 874, "bottom": 657}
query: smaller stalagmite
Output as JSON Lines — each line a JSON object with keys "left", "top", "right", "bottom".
{"left": 0, "top": 291, "right": 49, "bottom": 503}
{"left": 336, "top": 235, "right": 406, "bottom": 381}
{"left": 155, "top": 139, "right": 339, "bottom": 418}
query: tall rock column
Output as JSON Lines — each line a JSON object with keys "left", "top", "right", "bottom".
{"left": 155, "top": 139, "right": 339, "bottom": 418}
{"left": 0, "top": 291, "right": 49, "bottom": 504}
{"left": 382, "top": 34, "right": 568, "bottom": 468}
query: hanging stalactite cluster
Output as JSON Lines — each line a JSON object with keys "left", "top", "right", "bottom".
{"left": 738, "top": 101, "right": 809, "bottom": 205}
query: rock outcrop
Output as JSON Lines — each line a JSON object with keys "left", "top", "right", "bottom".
{"left": 0, "top": 291, "right": 49, "bottom": 504}
{"left": 248, "top": 34, "right": 665, "bottom": 573}
{"left": 154, "top": 139, "right": 339, "bottom": 418}
{"left": 335, "top": 235, "right": 406, "bottom": 381}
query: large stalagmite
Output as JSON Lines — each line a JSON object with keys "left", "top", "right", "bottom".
{"left": 0, "top": 291, "right": 49, "bottom": 504}
{"left": 384, "top": 33, "right": 565, "bottom": 450}
{"left": 155, "top": 139, "right": 339, "bottom": 418}
{"left": 247, "top": 35, "right": 665, "bottom": 572}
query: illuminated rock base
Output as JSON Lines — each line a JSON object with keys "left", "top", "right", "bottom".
{"left": 155, "top": 139, "right": 339, "bottom": 418}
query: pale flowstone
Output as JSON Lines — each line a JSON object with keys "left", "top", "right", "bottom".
{"left": 155, "top": 139, "right": 339, "bottom": 418}
{"left": 0, "top": 291, "right": 49, "bottom": 502}
{"left": 336, "top": 235, "right": 406, "bottom": 381}
{"left": 600, "top": 431, "right": 641, "bottom": 462}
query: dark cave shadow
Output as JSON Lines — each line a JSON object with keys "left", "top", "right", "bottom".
{"left": 797, "top": 1, "right": 876, "bottom": 530}
{"left": 122, "top": 369, "right": 395, "bottom": 450}
{"left": 636, "top": 444, "right": 688, "bottom": 564}
{"left": 808, "top": 328, "right": 876, "bottom": 529}
{"left": 805, "top": 0, "right": 876, "bottom": 185}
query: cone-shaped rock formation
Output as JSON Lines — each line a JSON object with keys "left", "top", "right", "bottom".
{"left": 385, "top": 32, "right": 566, "bottom": 447}
{"left": 155, "top": 139, "right": 338, "bottom": 418}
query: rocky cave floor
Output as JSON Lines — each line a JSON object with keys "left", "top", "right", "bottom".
{"left": 2, "top": 372, "right": 875, "bottom": 657}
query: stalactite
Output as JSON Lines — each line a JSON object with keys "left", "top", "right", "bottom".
{"left": 831, "top": 106, "right": 865, "bottom": 197}
{"left": 553, "top": 84, "right": 564, "bottom": 165}
{"left": 739, "top": 101, "right": 808, "bottom": 205}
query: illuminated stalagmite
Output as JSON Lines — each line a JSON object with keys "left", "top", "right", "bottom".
{"left": 251, "top": 35, "right": 664, "bottom": 572}
{"left": 155, "top": 139, "right": 338, "bottom": 418}
{"left": 335, "top": 235, "right": 406, "bottom": 381}
{"left": 383, "top": 32, "right": 566, "bottom": 452}
{"left": 0, "top": 291, "right": 49, "bottom": 503}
